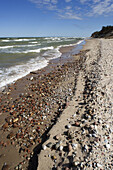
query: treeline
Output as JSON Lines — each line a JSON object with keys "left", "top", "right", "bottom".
{"left": 91, "top": 26, "right": 113, "bottom": 38}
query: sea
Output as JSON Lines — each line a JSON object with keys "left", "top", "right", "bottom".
{"left": 0, "top": 37, "right": 85, "bottom": 90}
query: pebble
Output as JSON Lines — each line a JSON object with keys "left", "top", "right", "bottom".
{"left": 68, "top": 144, "right": 72, "bottom": 152}
{"left": 105, "top": 143, "right": 110, "bottom": 149}
{"left": 2, "top": 164, "right": 10, "bottom": 170}
{"left": 42, "top": 145, "right": 47, "bottom": 150}
{"left": 46, "top": 142, "right": 52, "bottom": 148}
{"left": 66, "top": 124, "right": 71, "bottom": 129}
{"left": 59, "top": 145, "right": 63, "bottom": 151}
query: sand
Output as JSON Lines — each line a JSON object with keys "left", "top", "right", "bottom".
{"left": 0, "top": 39, "right": 113, "bottom": 170}
{"left": 37, "top": 39, "right": 113, "bottom": 170}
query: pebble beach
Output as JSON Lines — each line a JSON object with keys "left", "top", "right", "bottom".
{"left": 0, "top": 38, "right": 113, "bottom": 170}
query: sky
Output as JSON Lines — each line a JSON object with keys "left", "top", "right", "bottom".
{"left": 0, "top": 0, "right": 113, "bottom": 37}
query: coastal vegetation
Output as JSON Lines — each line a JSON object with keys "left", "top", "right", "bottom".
{"left": 91, "top": 26, "right": 113, "bottom": 38}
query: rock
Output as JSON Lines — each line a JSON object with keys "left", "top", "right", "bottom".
{"left": 30, "top": 77, "right": 34, "bottom": 81}
{"left": 2, "top": 123, "right": 8, "bottom": 129}
{"left": 13, "top": 118, "right": 18, "bottom": 123}
{"left": 68, "top": 144, "right": 72, "bottom": 152}
{"left": 55, "top": 134, "right": 61, "bottom": 140}
{"left": 97, "top": 163, "right": 102, "bottom": 168}
{"left": 72, "top": 143, "right": 77, "bottom": 149}
{"left": 66, "top": 124, "right": 71, "bottom": 129}
{"left": 42, "top": 145, "right": 47, "bottom": 150}
{"left": 7, "top": 132, "right": 15, "bottom": 139}
{"left": 46, "top": 142, "right": 52, "bottom": 148}
{"left": 55, "top": 143, "right": 60, "bottom": 150}
{"left": 5, "top": 117, "right": 12, "bottom": 125}
{"left": 75, "top": 121, "right": 80, "bottom": 126}
{"left": 73, "top": 161, "right": 79, "bottom": 166}
{"left": 59, "top": 145, "right": 63, "bottom": 151}
{"left": 105, "top": 143, "right": 110, "bottom": 149}
{"left": 2, "top": 164, "right": 10, "bottom": 170}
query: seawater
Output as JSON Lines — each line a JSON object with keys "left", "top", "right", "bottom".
{"left": 0, "top": 37, "right": 84, "bottom": 89}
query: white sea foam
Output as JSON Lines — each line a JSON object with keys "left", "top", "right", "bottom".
{"left": 14, "top": 44, "right": 39, "bottom": 47}
{"left": 44, "top": 37, "right": 61, "bottom": 41}
{"left": 30, "top": 41, "right": 39, "bottom": 44}
{"left": 0, "top": 44, "right": 39, "bottom": 49}
{"left": 0, "top": 46, "right": 54, "bottom": 54}
{"left": 42, "top": 47, "right": 61, "bottom": 59}
{"left": 58, "top": 40, "right": 84, "bottom": 49}
{"left": 2, "top": 38, "right": 36, "bottom": 42}
{"left": 13, "top": 39, "right": 35, "bottom": 42}
{"left": 1, "top": 40, "right": 10, "bottom": 42}
{"left": 0, "top": 46, "right": 14, "bottom": 49}
{"left": 0, "top": 58, "right": 48, "bottom": 89}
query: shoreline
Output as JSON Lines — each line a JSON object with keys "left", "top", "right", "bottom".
{"left": 0, "top": 41, "right": 87, "bottom": 169}
{"left": 0, "top": 39, "right": 85, "bottom": 92}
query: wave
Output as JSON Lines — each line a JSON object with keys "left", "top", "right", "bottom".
{"left": 0, "top": 38, "right": 85, "bottom": 89}
{"left": 0, "top": 44, "right": 39, "bottom": 49}
{"left": 0, "top": 58, "right": 48, "bottom": 89}
{"left": 57, "top": 39, "right": 84, "bottom": 49}
{"left": 0, "top": 46, "right": 14, "bottom": 49}
{"left": 44, "top": 37, "right": 61, "bottom": 41}
{"left": 2, "top": 38, "right": 36, "bottom": 42}
{"left": 1, "top": 46, "right": 54, "bottom": 54}
{"left": 22, "top": 46, "right": 54, "bottom": 54}
{"left": 29, "top": 41, "right": 39, "bottom": 44}
{"left": 42, "top": 47, "right": 61, "bottom": 59}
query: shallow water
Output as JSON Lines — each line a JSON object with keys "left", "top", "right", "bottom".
{"left": 0, "top": 37, "right": 84, "bottom": 89}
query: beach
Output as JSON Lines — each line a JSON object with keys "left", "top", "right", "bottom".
{"left": 0, "top": 38, "right": 113, "bottom": 170}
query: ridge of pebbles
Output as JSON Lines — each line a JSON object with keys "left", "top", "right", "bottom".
{"left": 37, "top": 39, "right": 113, "bottom": 170}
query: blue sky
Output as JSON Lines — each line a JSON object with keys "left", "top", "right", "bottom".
{"left": 0, "top": 0, "right": 113, "bottom": 37}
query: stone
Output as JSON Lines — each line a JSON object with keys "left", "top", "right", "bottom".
{"left": 30, "top": 77, "right": 34, "bottom": 81}
{"left": 13, "top": 118, "right": 18, "bottom": 123}
{"left": 2, "top": 123, "right": 8, "bottom": 129}
{"left": 2, "top": 164, "right": 10, "bottom": 170}
{"left": 59, "top": 145, "right": 63, "bottom": 151}
{"left": 7, "top": 132, "right": 15, "bottom": 139}
{"left": 55, "top": 134, "right": 61, "bottom": 140}
{"left": 46, "top": 142, "right": 52, "bottom": 148}
{"left": 105, "top": 143, "right": 110, "bottom": 149}
{"left": 66, "top": 124, "right": 71, "bottom": 129}
{"left": 75, "top": 121, "right": 80, "bottom": 126}
{"left": 68, "top": 144, "right": 72, "bottom": 152}
{"left": 42, "top": 145, "right": 47, "bottom": 150}
{"left": 55, "top": 143, "right": 60, "bottom": 150}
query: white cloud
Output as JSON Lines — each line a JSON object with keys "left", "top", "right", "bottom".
{"left": 29, "top": 0, "right": 81, "bottom": 20}
{"left": 29, "top": 0, "right": 57, "bottom": 10}
{"left": 90, "top": 0, "right": 113, "bottom": 15}
{"left": 29, "top": 0, "right": 113, "bottom": 19}
{"left": 58, "top": 13, "right": 82, "bottom": 20}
